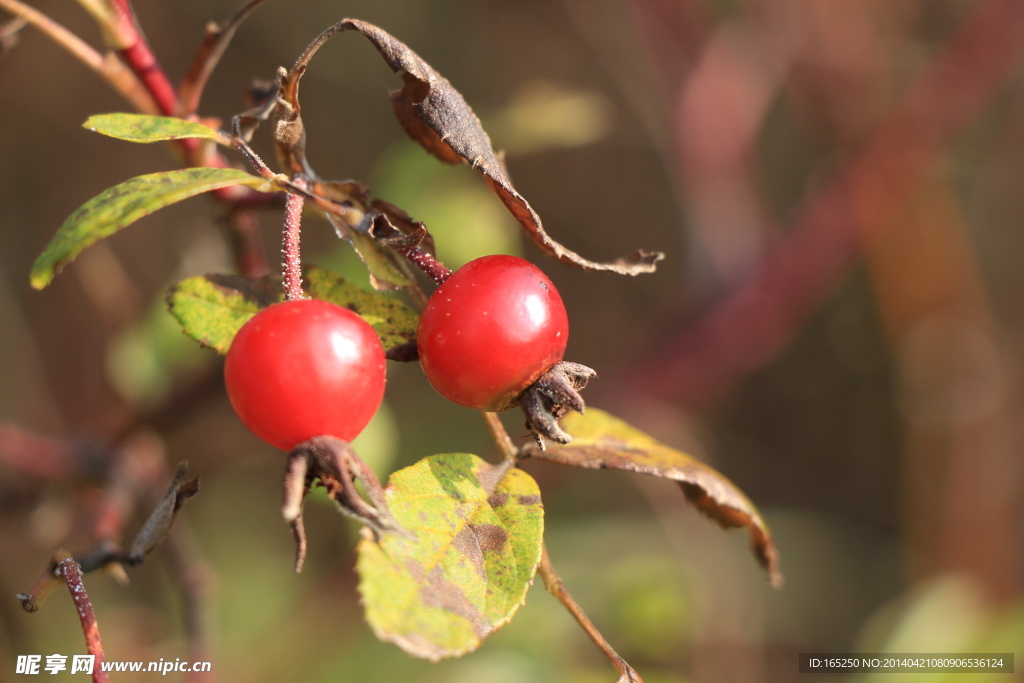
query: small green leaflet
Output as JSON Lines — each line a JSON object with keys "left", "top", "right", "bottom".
{"left": 31, "top": 168, "right": 273, "bottom": 289}
{"left": 166, "top": 267, "right": 419, "bottom": 359}
{"left": 523, "top": 409, "right": 783, "bottom": 587}
{"left": 166, "top": 274, "right": 267, "bottom": 355}
{"left": 84, "top": 113, "right": 230, "bottom": 145}
{"left": 356, "top": 454, "right": 543, "bottom": 660}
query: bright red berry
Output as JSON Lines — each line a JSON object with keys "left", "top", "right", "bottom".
{"left": 417, "top": 254, "right": 569, "bottom": 411}
{"left": 224, "top": 299, "right": 386, "bottom": 451}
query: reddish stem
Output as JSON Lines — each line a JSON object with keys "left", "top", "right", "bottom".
{"left": 118, "top": 38, "right": 177, "bottom": 115}
{"left": 105, "top": 0, "right": 268, "bottom": 205}
{"left": 57, "top": 556, "right": 110, "bottom": 683}
{"left": 397, "top": 246, "right": 452, "bottom": 285}
{"left": 283, "top": 177, "right": 308, "bottom": 300}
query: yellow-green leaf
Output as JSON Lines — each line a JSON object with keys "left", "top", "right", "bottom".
{"left": 304, "top": 267, "right": 418, "bottom": 356}
{"left": 357, "top": 455, "right": 543, "bottom": 660}
{"left": 84, "top": 113, "right": 229, "bottom": 145}
{"left": 166, "top": 267, "right": 418, "bottom": 359}
{"left": 31, "top": 168, "right": 273, "bottom": 289}
{"left": 165, "top": 274, "right": 271, "bottom": 354}
{"left": 523, "top": 409, "right": 782, "bottom": 587}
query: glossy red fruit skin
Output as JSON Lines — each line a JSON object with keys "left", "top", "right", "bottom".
{"left": 417, "top": 255, "right": 569, "bottom": 411}
{"left": 224, "top": 299, "right": 386, "bottom": 451}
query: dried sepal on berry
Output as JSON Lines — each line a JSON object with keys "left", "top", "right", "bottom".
{"left": 520, "top": 361, "right": 596, "bottom": 448}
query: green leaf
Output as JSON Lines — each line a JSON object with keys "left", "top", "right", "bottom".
{"left": 523, "top": 408, "right": 783, "bottom": 587}
{"left": 166, "top": 267, "right": 419, "bottom": 359}
{"left": 165, "top": 274, "right": 271, "bottom": 354}
{"left": 356, "top": 455, "right": 543, "bottom": 660}
{"left": 84, "top": 113, "right": 229, "bottom": 144}
{"left": 31, "top": 168, "right": 273, "bottom": 289}
{"left": 304, "top": 267, "right": 418, "bottom": 356}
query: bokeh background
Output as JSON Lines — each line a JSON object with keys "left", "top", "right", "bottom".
{"left": 2, "top": 0, "right": 1024, "bottom": 681}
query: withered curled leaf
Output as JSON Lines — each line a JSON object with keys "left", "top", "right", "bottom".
{"left": 293, "top": 19, "right": 663, "bottom": 276}
{"left": 128, "top": 462, "right": 200, "bottom": 562}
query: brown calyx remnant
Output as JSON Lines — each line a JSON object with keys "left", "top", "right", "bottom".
{"left": 518, "top": 361, "right": 596, "bottom": 449}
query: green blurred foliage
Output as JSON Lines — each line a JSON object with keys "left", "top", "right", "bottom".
{"left": 372, "top": 141, "right": 521, "bottom": 269}
{"left": 106, "top": 295, "right": 213, "bottom": 408}
{"left": 3, "top": 0, "right": 1024, "bottom": 681}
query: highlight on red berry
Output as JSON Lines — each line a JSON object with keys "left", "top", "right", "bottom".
{"left": 224, "top": 299, "right": 386, "bottom": 452}
{"left": 416, "top": 254, "right": 595, "bottom": 446}
{"left": 417, "top": 254, "right": 569, "bottom": 411}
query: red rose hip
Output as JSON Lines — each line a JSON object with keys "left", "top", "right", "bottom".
{"left": 417, "top": 254, "right": 569, "bottom": 411}
{"left": 225, "top": 299, "right": 386, "bottom": 451}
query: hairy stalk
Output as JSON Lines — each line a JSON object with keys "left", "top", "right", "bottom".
{"left": 396, "top": 245, "right": 452, "bottom": 285}
{"left": 282, "top": 175, "right": 308, "bottom": 300}
{"left": 56, "top": 553, "right": 110, "bottom": 683}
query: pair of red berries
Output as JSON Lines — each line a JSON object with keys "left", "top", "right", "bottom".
{"left": 225, "top": 255, "right": 571, "bottom": 451}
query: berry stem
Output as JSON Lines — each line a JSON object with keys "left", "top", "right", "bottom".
{"left": 397, "top": 245, "right": 452, "bottom": 285}
{"left": 282, "top": 176, "right": 308, "bottom": 300}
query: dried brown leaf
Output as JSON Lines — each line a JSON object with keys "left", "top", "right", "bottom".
{"left": 128, "top": 462, "right": 199, "bottom": 562}
{"left": 294, "top": 19, "right": 662, "bottom": 276}
{"left": 298, "top": 436, "right": 405, "bottom": 538}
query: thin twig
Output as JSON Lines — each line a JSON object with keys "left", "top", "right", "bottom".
{"left": 56, "top": 553, "right": 110, "bottom": 683}
{"left": 538, "top": 544, "right": 644, "bottom": 683}
{"left": 178, "top": 0, "right": 273, "bottom": 116}
{"left": 15, "top": 571, "right": 63, "bottom": 613}
{"left": 0, "top": 0, "right": 157, "bottom": 113}
{"left": 482, "top": 412, "right": 518, "bottom": 463}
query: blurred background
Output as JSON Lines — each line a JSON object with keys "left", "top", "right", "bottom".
{"left": 2, "top": 0, "right": 1024, "bottom": 681}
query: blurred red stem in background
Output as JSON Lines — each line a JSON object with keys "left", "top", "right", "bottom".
{"left": 114, "top": 24, "right": 178, "bottom": 116}
{"left": 0, "top": 422, "right": 80, "bottom": 478}
{"left": 105, "top": 0, "right": 272, "bottom": 208}
{"left": 626, "top": 0, "right": 1024, "bottom": 410}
